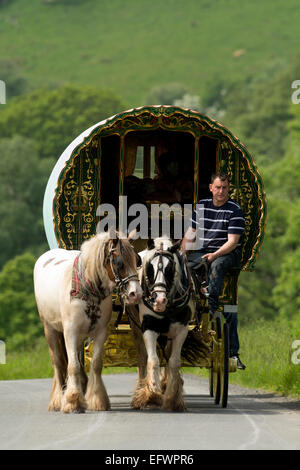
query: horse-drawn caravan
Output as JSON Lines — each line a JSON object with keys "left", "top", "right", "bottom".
{"left": 38, "top": 105, "right": 266, "bottom": 412}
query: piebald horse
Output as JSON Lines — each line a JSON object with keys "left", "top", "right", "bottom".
{"left": 131, "top": 237, "right": 194, "bottom": 411}
{"left": 34, "top": 232, "right": 142, "bottom": 413}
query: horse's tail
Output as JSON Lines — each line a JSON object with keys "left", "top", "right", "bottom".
{"left": 181, "top": 328, "right": 211, "bottom": 366}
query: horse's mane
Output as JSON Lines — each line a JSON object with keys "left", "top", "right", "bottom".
{"left": 80, "top": 232, "right": 137, "bottom": 287}
{"left": 117, "top": 237, "right": 138, "bottom": 272}
{"left": 154, "top": 236, "right": 173, "bottom": 251}
{"left": 81, "top": 232, "right": 111, "bottom": 286}
{"left": 142, "top": 236, "right": 173, "bottom": 265}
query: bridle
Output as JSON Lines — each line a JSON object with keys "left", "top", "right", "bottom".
{"left": 145, "top": 249, "right": 174, "bottom": 297}
{"left": 142, "top": 245, "right": 192, "bottom": 315}
{"left": 105, "top": 244, "right": 139, "bottom": 303}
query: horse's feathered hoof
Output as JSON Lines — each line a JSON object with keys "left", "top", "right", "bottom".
{"left": 48, "top": 402, "right": 61, "bottom": 412}
{"left": 162, "top": 396, "right": 187, "bottom": 412}
{"left": 86, "top": 397, "right": 111, "bottom": 411}
{"left": 61, "top": 391, "right": 87, "bottom": 414}
{"left": 131, "top": 382, "right": 162, "bottom": 410}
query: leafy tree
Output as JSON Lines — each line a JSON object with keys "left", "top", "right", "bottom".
{"left": 0, "top": 60, "right": 28, "bottom": 100}
{"left": 0, "top": 135, "right": 53, "bottom": 267}
{"left": 204, "top": 56, "right": 300, "bottom": 164}
{"left": 200, "top": 57, "right": 300, "bottom": 325}
{"left": 0, "top": 84, "right": 126, "bottom": 159}
{"left": 238, "top": 192, "right": 287, "bottom": 323}
{"left": 273, "top": 247, "right": 300, "bottom": 321}
{"left": 144, "top": 83, "right": 188, "bottom": 106}
{"left": 269, "top": 104, "right": 300, "bottom": 320}
{"left": 0, "top": 253, "right": 42, "bottom": 350}
{"left": 173, "top": 93, "right": 201, "bottom": 111}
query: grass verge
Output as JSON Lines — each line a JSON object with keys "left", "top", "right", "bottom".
{"left": 1, "top": 319, "right": 300, "bottom": 399}
{"left": 229, "top": 318, "right": 300, "bottom": 397}
{"left": 185, "top": 318, "right": 300, "bottom": 398}
{"left": 0, "top": 337, "right": 136, "bottom": 380}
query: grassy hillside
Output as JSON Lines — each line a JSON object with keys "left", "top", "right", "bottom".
{"left": 0, "top": 0, "right": 300, "bottom": 106}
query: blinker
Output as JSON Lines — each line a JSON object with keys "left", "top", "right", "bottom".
{"left": 114, "top": 255, "right": 123, "bottom": 270}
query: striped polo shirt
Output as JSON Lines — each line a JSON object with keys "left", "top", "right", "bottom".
{"left": 190, "top": 197, "right": 245, "bottom": 251}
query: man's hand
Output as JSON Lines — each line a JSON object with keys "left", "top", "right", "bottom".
{"left": 202, "top": 252, "right": 218, "bottom": 263}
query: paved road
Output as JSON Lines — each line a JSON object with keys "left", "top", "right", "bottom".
{"left": 0, "top": 374, "right": 299, "bottom": 450}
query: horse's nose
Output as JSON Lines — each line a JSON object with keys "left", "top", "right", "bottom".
{"left": 153, "top": 293, "right": 168, "bottom": 311}
{"left": 128, "top": 290, "right": 142, "bottom": 303}
{"left": 129, "top": 291, "right": 137, "bottom": 299}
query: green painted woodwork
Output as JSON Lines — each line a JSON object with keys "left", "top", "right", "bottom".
{"left": 51, "top": 106, "right": 266, "bottom": 276}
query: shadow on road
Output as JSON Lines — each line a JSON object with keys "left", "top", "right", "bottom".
{"left": 107, "top": 392, "right": 300, "bottom": 415}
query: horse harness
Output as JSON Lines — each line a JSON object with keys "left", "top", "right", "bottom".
{"left": 142, "top": 245, "right": 192, "bottom": 317}
{"left": 70, "top": 244, "right": 139, "bottom": 331}
{"left": 105, "top": 245, "right": 139, "bottom": 304}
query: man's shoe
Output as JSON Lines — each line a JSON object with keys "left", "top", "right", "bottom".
{"left": 231, "top": 355, "right": 246, "bottom": 370}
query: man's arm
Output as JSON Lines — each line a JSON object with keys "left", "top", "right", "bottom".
{"left": 181, "top": 226, "right": 196, "bottom": 253}
{"left": 202, "top": 233, "right": 240, "bottom": 263}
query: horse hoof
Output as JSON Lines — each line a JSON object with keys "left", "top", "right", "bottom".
{"left": 131, "top": 389, "right": 162, "bottom": 409}
{"left": 86, "top": 400, "right": 111, "bottom": 411}
{"left": 162, "top": 398, "right": 187, "bottom": 412}
{"left": 131, "top": 397, "right": 141, "bottom": 410}
{"left": 61, "top": 401, "right": 86, "bottom": 414}
{"left": 48, "top": 403, "right": 61, "bottom": 412}
{"left": 61, "top": 403, "right": 86, "bottom": 414}
{"left": 61, "top": 391, "right": 86, "bottom": 413}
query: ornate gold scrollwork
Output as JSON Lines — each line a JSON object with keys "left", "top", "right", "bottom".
{"left": 54, "top": 107, "right": 265, "bottom": 265}
{"left": 57, "top": 145, "right": 100, "bottom": 249}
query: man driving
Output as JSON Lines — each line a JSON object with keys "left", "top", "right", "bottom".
{"left": 181, "top": 172, "right": 246, "bottom": 370}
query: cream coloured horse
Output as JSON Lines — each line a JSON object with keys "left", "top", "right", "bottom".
{"left": 34, "top": 232, "right": 142, "bottom": 413}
